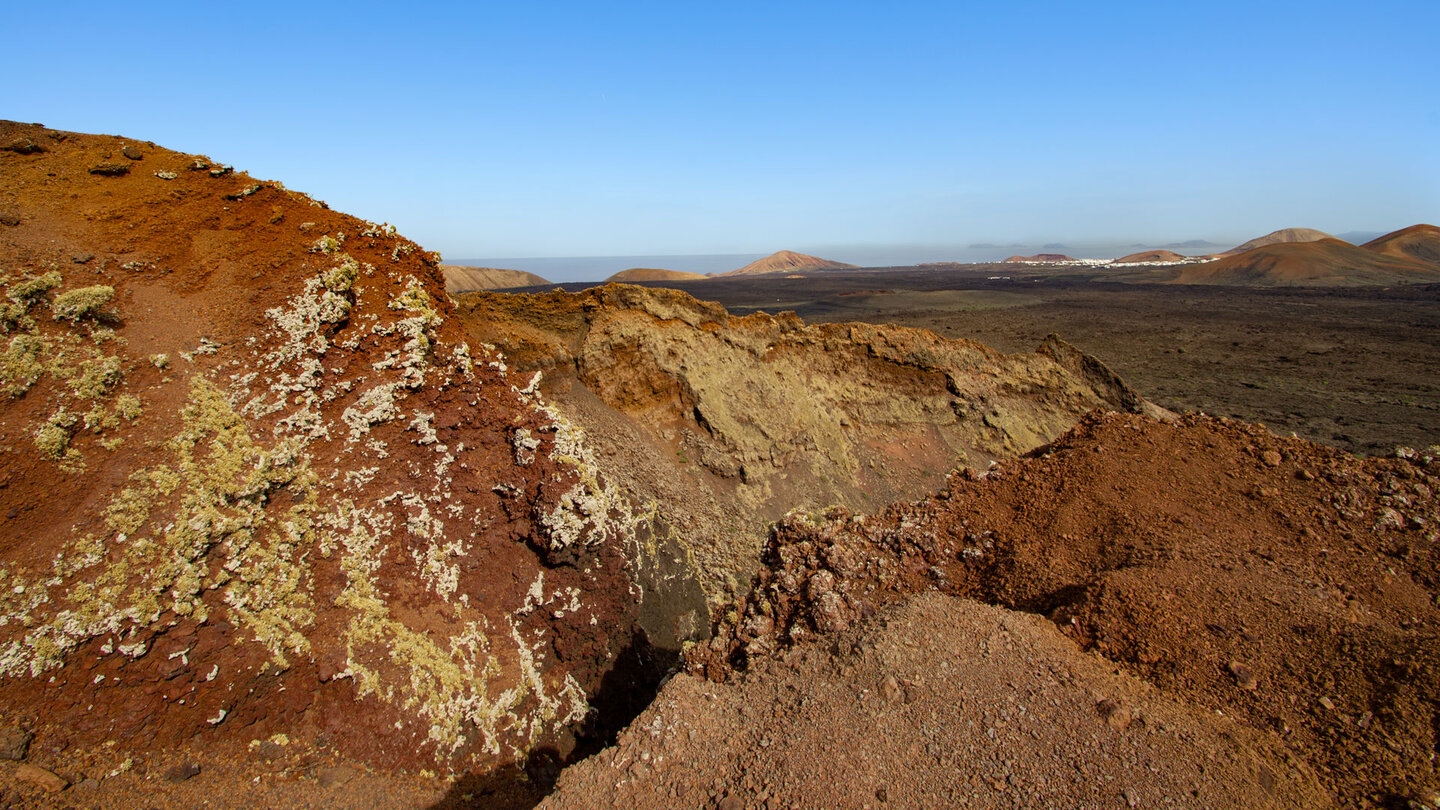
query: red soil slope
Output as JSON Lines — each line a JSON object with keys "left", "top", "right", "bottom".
{"left": 0, "top": 121, "right": 643, "bottom": 783}
{"left": 720, "top": 250, "right": 857, "bottom": 277}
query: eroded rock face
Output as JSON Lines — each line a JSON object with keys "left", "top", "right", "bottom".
{"left": 456, "top": 284, "right": 1161, "bottom": 608}
{"left": 0, "top": 121, "right": 641, "bottom": 772}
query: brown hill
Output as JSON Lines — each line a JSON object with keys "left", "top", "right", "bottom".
{"left": 1222, "top": 227, "right": 1334, "bottom": 255}
{"left": 1112, "top": 249, "right": 1187, "bottom": 263}
{"left": 1174, "top": 238, "right": 1440, "bottom": 286}
{"left": 1362, "top": 223, "right": 1440, "bottom": 266}
{"left": 0, "top": 121, "right": 646, "bottom": 784}
{"left": 1003, "top": 253, "right": 1075, "bottom": 263}
{"left": 440, "top": 263, "right": 549, "bottom": 292}
{"left": 604, "top": 267, "right": 708, "bottom": 283}
{"left": 720, "top": 250, "right": 857, "bottom": 277}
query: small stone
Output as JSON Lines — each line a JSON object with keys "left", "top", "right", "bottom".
{"left": 255, "top": 739, "right": 286, "bottom": 760}
{"left": 876, "top": 785, "right": 889, "bottom": 802}
{"left": 2, "top": 137, "right": 46, "bottom": 154}
{"left": 0, "top": 725, "right": 32, "bottom": 760}
{"left": 89, "top": 163, "right": 130, "bottom": 177}
{"left": 15, "top": 763, "right": 68, "bottom": 792}
{"left": 1377, "top": 508, "right": 1404, "bottom": 530}
{"left": 1261, "top": 450, "right": 1282, "bottom": 467}
{"left": 1122, "top": 787, "right": 1140, "bottom": 807}
{"left": 121, "top": 145, "right": 143, "bottom": 160}
{"left": 165, "top": 762, "right": 201, "bottom": 782}
{"left": 1228, "top": 660, "right": 1258, "bottom": 690}
{"left": 0, "top": 213, "right": 19, "bottom": 227}
{"left": 72, "top": 253, "right": 95, "bottom": 264}
{"left": 1096, "top": 698, "right": 1132, "bottom": 730}
{"left": 719, "top": 795, "right": 744, "bottom": 810}
{"left": 881, "top": 674, "right": 902, "bottom": 703}
{"left": 75, "top": 777, "right": 101, "bottom": 791}
{"left": 317, "top": 766, "right": 357, "bottom": 787}
{"left": 1318, "top": 696, "right": 1336, "bottom": 711}
{"left": 1296, "top": 469, "right": 1315, "bottom": 481}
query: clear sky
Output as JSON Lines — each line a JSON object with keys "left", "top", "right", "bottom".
{"left": 7, "top": 0, "right": 1439, "bottom": 269}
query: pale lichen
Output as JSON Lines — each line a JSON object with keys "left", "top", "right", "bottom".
{"left": 51, "top": 286, "right": 115, "bottom": 322}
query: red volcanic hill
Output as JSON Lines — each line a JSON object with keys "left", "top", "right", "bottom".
{"left": 1174, "top": 237, "right": 1440, "bottom": 286}
{"left": 1221, "top": 227, "right": 1334, "bottom": 255}
{"left": 719, "top": 250, "right": 857, "bottom": 277}
{"left": 1112, "top": 249, "right": 1187, "bottom": 263}
{"left": 1362, "top": 223, "right": 1440, "bottom": 267}
{"left": 0, "top": 121, "right": 644, "bottom": 780}
{"left": 1003, "top": 253, "right": 1075, "bottom": 263}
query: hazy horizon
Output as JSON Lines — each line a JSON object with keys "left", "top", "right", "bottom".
{"left": 454, "top": 229, "right": 1393, "bottom": 282}
{"left": 6, "top": 1, "right": 1436, "bottom": 262}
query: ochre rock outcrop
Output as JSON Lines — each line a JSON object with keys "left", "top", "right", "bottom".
{"left": 455, "top": 284, "right": 1165, "bottom": 607}
{"left": 0, "top": 122, "right": 644, "bottom": 775}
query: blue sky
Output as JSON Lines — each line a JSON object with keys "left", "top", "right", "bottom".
{"left": 8, "top": 0, "right": 1439, "bottom": 270}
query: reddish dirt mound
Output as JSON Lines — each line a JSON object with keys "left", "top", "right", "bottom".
{"left": 545, "top": 592, "right": 1331, "bottom": 809}
{"left": 719, "top": 250, "right": 856, "bottom": 277}
{"left": 1363, "top": 224, "right": 1440, "bottom": 267}
{"left": 687, "top": 412, "right": 1439, "bottom": 807}
{"left": 0, "top": 121, "right": 645, "bottom": 789}
{"left": 1175, "top": 238, "right": 1440, "bottom": 286}
{"left": 1112, "top": 249, "right": 1187, "bottom": 263}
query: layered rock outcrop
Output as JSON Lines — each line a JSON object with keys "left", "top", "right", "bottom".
{"left": 455, "top": 284, "right": 1166, "bottom": 613}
